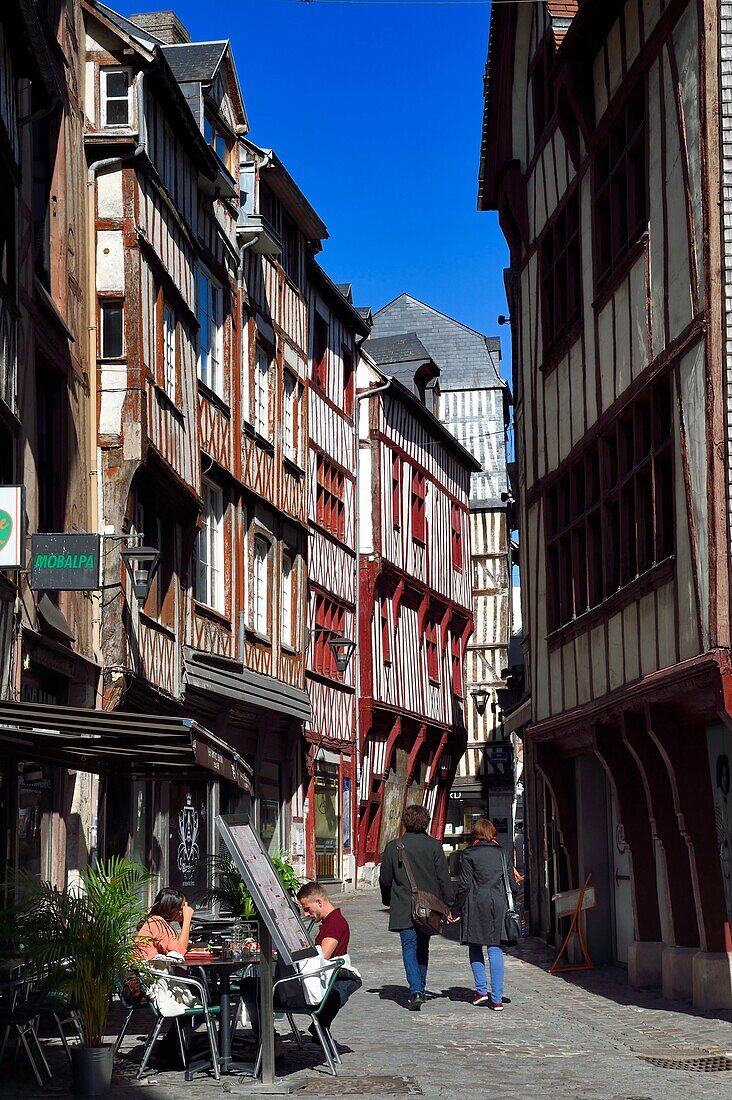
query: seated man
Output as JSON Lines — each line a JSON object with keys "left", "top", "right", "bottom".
{"left": 292, "top": 880, "right": 361, "bottom": 1039}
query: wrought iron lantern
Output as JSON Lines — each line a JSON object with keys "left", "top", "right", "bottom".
{"left": 471, "top": 687, "right": 490, "bottom": 716}
{"left": 330, "top": 636, "right": 356, "bottom": 674}
{"left": 120, "top": 545, "right": 161, "bottom": 603}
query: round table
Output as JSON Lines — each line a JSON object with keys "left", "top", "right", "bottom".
{"left": 183, "top": 954, "right": 258, "bottom": 1078}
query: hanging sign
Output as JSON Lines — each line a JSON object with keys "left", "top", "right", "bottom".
{"left": 30, "top": 534, "right": 101, "bottom": 590}
{"left": 0, "top": 486, "right": 25, "bottom": 569}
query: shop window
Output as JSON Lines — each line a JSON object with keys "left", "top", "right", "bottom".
{"left": 315, "top": 767, "right": 340, "bottom": 880}
{"left": 411, "top": 468, "right": 426, "bottom": 544}
{"left": 540, "top": 188, "right": 581, "bottom": 353}
{"left": 545, "top": 373, "right": 673, "bottom": 630}
{"left": 101, "top": 68, "right": 131, "bottom": 127}
{"left": 594, "top": 85, "right": 646, "bottom": 287}
{"left": 312, "top": 312, "right": 328, "bottom": 390}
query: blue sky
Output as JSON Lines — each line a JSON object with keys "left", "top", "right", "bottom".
{"left": 124, "top": 0, "right": 510, "bottom": 376}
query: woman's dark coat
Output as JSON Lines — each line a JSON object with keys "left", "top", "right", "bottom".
{"left": 451, "top": 841, "right": 509, "bottom": 947}
{"left": 379, "top": 831, "right": 454, "bottom": 932}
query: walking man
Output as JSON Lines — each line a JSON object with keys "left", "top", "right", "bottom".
{"left": 379, "top": 804, "right": 453, "bottom": 1010}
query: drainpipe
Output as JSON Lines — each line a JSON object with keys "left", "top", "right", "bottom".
{"left": 354, "top": 378, "right": 391, "bottom": 881}
{"left": 87, "top": 71, "right": 147, "bottom": 682}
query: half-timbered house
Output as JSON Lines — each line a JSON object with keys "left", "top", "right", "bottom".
{"left": 305, "top": 269, "right": 369, "bottom": 886}
{"left": 369, "top": 295, "right": 512, "bottom": 861}
{"left": 0, "top": 0, "right": 99, "bottom": 889}
{"left": 481, "top": 0, "right": 732, "bottom": 1008}
{"left": 356, "top": 347, "right": 481, "bottom": 881}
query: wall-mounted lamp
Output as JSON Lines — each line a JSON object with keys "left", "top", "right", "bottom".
{"left": 120, "top": 545, "right": 161, "bottom": 603}
{"left": 330, "top": 636, "right": 356, "bottom": 674}
{"left": 471, "top": 687, "right": 490, "bottom": 716}
{"left": 497, "top": 314, "right": 510, "bottom": 326}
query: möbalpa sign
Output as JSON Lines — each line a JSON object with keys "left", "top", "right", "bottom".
{"left": 30, "top": 534, "right": 101, "bottom": 591}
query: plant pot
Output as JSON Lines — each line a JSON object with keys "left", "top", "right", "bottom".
{"left": 71, "top": 1045, "right": 114, "bottom": 1098}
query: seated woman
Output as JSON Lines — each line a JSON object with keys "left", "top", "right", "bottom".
{"left": 136, "top": 888, "right": 193, "bottom": 960}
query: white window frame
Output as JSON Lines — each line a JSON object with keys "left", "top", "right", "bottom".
{"left": 163, "top": 301, "right": 176, "bottom": 402}
{"left": 254, "top": 347, "right": 270, "bottom": 439}
{"left": 196, "top": 480, "right": 225, "bottom": 612}
{"left": 281, "top": 552, "right": 294, "bottom": 648}
{"left": 100, "top": 67, "right": 132, "bottom": 128}
{"left": 283, "top": 372, "right": 297, "bottom": 461}
{"left": 197, "top": 268, "right": 223, "bottom": 396}
{"left": 253, "top": 535, "right": 270, "bottom": 637}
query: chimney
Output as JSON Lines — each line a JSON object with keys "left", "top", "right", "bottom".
{"left": 128, "top": 11, "right": 191, "bottom": 45}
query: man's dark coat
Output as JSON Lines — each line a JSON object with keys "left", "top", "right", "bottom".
{"left": 379, "top": 831, "right": 454, "bottom": 932}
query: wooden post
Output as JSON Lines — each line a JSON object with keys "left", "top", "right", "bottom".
{"left": 258, "top": 918, "right": 275, "bottom": 1084}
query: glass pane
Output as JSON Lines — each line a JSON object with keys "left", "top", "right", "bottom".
{"left": 204, "top": 115, "right": 214, "bottom": 146}
{"left": 215, "top": 133, "right": 227, "bottom": 164}
{"left": 105, "top": 70, "right": 129, "bottom": 97}
{"left": 101, "top": 302, "right": 123, "bottom": 357}
{"left": 105, "top": 99, "right": 129, "bottom": 126}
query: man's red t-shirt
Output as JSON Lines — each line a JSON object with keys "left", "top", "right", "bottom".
{"left": 315, "top": 907, "right": 350, "bottom": 956}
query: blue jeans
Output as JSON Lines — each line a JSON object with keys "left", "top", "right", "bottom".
{"left": 400, "top": 927, "right": 430, "bottom": 994}
{"left": 468, "top": 944, "right": 504, "bottom": 1002}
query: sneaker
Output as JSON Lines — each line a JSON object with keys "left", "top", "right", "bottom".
{"left": 407, "top": 992, "right": 424, "bottom": 1011}
{"left": 490, "top": 1000, "right": 504, "bottom": 1011}
{"left": 472, "top": 993, "right": 491, "bottom": 1006}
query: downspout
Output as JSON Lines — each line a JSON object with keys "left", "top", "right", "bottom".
{"left": 354, "top": 378, "right": 391, "bottom": 881}
{"left": 87, "top": 70, "right": 147, "bottom": 685}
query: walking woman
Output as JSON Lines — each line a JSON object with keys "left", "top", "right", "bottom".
{"left": 450, "top": 817, "right": 511, "bottom": 1009}
{"left": 379, "top": 804, "right": 453, "bottom": 1011}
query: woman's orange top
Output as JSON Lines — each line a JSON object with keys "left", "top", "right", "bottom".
{"left": 135, "top": 916, "right": 188, "bottom": 961}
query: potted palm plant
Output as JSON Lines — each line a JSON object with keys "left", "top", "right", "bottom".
{"left": 1, "top": 857, "right": 150, "bottom": 1097}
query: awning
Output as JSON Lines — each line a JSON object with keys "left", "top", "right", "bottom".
{"left": 0, "top": 700, "right": 252, "bottom": 790}
{"left": 183, "top": 647, "right": 312, "bottom": 723}
{"left": 502, "top": 698, "right": 531, "bottom": 737}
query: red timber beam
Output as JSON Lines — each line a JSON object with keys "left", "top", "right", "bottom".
{"left": 381, "top": 715, "right": 403, "bottom": 780}
{"left": 406, "top": 723, "right": 427, "bottom": 785}
{"left": 427, "top": 731, "right": 449, "bottom": 789}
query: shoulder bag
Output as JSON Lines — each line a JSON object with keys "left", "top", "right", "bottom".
{"left": 397, "top": 839, "right": 449, "bottom": 936}
{"left": 500, "top": 848, "right": 522, "bottom": 946}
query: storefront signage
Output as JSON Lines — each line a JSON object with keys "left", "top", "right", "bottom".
{"left": 0, "top": 486, "right": 25, "bottom": 569}
{"left": 486, "top": 747, "right": 510, "bottom": 764}
{"left": 30, "top": 534, "right": 101, "bottom": 590}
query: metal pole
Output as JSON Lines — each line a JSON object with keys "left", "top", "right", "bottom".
{"left": 258, "top": 919, "right": 275, "bottom": 1084}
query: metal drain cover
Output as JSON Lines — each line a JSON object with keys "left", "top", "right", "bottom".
{"left": 640, "top": 1055, "right": 732, "bottom": 1072}
{"left": 299, "top": 1075, "right": 423, "bottom": 1095}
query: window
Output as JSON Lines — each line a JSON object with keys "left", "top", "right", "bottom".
{"left": 196, "top": 481, "right": 224, "bottom": 611}
{"left": 282, "top": 214, "right": 300, "bottom": 287}
{"left": 594, "top": 86, "right": 646, "bottom": 287}
{"left": 342, "top": 346, "right": 354, "bottom": 418}
{"left": 451, "top": 504, "right": 463, "bottom": 572}
{"left": 254, "top": 347, "right": 270, "bottom": 439}
{"left": 316, "top": 456, "right": 346, "bottom": 540}
{"left": 541, "top": 189, "right": 581, "bottom": 353}
{"left": 253, "top": 536, "right": 270, "bottom": 636}
{"left": 392, "top": 452, "right": 401, "bottom": 529}
{"left": 99, "top": 299, "right": 124, "bottom": 358}
{"left": 425, "top": 619, "right": 439, "bottom": 683}
{"left": 283, "top": 371, "right": 297, "bottom": 460}
{"left": 531, "top": 39, "right": 553, "bottom": 144}
{"left": 162, "top": 302, "right": 176, "bottom": 401}
{"left": 313, "top": 594, "right": 346, "bottom": 679}
{"left": 411, "top": 468, "right": 426, "bottom": 543}
{"left": 281, "top": 551, "right": 294, "bottom": 648}
{"left": 545, "top": 374, "right": 673, "bottom": 631}
{"left": 380, "top": 596, "right": 391, "bottom": 664}
{"left": 101, "top": 68, "right": 131, "bottom": 127}
{"left": 197, "top": 269, "right": 222, "bottom": 394}
{"left": 451, "top": 632, "right": 462, "bottom": 697}
{"left": 204, "top": 113, "right": 233, "bottom": 171}
{"left": 312, "top": 312, "right": 328, "bottom": 390}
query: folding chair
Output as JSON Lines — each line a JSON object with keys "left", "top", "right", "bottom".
{"left": 0, "top": 977, "right": 52, "bottom": 1087}
{"left": 136, "top": 970, "right": 221, "bottom": 1081}
{"left": 254, "top": 958, "right": 344, "bottom": 1077}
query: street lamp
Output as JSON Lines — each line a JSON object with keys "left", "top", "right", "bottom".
{"left": 120, "top": 545, "right": 161, "bottom": 603}
{"left": 330, "top": 636, "right": 356, "bottom": 674}
{"left": 471, "top": 687, "right": 490, "bottom": 716}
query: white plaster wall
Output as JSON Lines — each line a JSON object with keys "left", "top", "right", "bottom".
{"left": 96, "top": 230, "right": 124, "bottom": 292}
{"left": 97, "top": 171, "right": 123, "bottom": 220}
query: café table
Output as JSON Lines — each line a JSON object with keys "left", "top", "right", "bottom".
{"left": 182, "top": 952, "right": 258, "bottom": 1079}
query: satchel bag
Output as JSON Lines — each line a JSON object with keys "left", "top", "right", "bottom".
{"left": 500, "top": 850, "right": 522, "bottom": 947}
{"left": 397, "top": 840, "right": 449, "bottom": 936}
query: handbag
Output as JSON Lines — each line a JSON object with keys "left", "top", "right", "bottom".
{"left": 500, "top": 849, "right": 521, "bottom": 946}
{"left": 397, "top": 839, "right": 449, "bottom": 936}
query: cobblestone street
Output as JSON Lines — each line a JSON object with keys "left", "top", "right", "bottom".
{"left": 2, "top": 891, "right": 731, "bottom": 1099}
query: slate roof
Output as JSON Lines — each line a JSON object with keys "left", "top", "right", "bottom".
{"left": 371, "top": 294, "right": 504, "bottom": 391}
{"left": 91, "top": 1, "right": 163, "bottom": 51}
{"left": 160, "top": 42, "right": 227, "bottom": 84}
{"left": 362, "top": 333, "right": 433, "bottom": 368}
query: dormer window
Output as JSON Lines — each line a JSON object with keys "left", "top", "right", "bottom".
{"left": 204, "top": 112, "right": 233, "bottom": 171}
{"left": 101, "top": 68, "right": 131, "bottom": 127}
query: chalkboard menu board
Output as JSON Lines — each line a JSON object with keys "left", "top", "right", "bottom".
{"left": 215, "top": 814, "right": 317, "bottom": 965}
